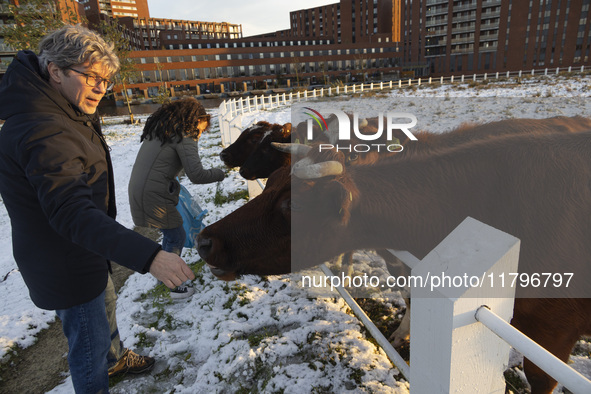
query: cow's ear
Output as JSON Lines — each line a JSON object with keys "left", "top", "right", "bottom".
{"left": 282, "top": 123, "right": 292, "bottom": 138}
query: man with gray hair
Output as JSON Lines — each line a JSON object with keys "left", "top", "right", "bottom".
{"left": 0, "top": 24, "right": 195, "bottom": 392}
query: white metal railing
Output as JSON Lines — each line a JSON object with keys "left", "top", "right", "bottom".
{"left": 475, "top": 306, "right": 591, "bottom": 394}
{"left": 331, "top": 217, "right": 591, "bottom": 393}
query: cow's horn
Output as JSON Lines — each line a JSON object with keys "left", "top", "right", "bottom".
{"left": 293, "top": 161, "right": 343, "bottom": 179}
{"left": 271, "top": 142, "right": 312, "bottom": 155}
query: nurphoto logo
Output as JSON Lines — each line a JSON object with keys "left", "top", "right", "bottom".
{"left": 301, "top": 108, "right": 418, "bottom": 152}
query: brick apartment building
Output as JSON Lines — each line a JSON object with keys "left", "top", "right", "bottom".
{"left": 80, "top": 0, "right": 150, "bottom": 19}
{"left": 117, "top": 0, "right": 403, "bottom": 95}
{"left": 1, "top": 0, "right": 590, "bottom": 93}
{"left": 403, "top": 0, "right": 591, "bottom": 76}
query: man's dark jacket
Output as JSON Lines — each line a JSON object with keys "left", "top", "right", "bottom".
{"left": 0, "top": 51, "right": 161, "bottom": 310}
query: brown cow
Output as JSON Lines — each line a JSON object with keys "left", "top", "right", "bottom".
{"left": 198, "top": 124, "right": 591, "bottom": 393}
{"left": 219, "top": 121, "right": 291, "bottom": 179}
{"left": 218, "top": 115, "right": 591, "bottom": 349}
{"left": 345, "top": 115, "right": 591, "bottom": 165}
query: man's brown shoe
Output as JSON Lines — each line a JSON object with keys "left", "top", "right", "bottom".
{"left": 108, "top": 349, "right": 155, "bottom": 378}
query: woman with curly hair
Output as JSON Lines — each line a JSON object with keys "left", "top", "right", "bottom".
{"left": 129, "top": 97, "right": 224, "bottom": 298}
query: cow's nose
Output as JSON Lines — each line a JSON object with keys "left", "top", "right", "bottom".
{"left": 197, "top": 235, "right": 212, "bottom": 259}
{"left": 219, "top": 151, "right": 228, "bottom": 162}
{"left": 239, "top": 168, "right": 255, "bottom": 180}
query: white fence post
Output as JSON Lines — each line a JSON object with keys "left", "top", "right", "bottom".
{"left": 410, "top": 217, "right": 520, "bottom": 394}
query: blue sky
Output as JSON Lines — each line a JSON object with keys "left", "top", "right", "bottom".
{"left": 146, "top": 0, "right": 337, "bottom": 37}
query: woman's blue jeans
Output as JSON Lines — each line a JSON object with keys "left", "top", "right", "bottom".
{"left": 56, "top": 289, "right": 110, "bottom": 393}
{"left": 161, "top": 225, "right": 186, "bottom": 256}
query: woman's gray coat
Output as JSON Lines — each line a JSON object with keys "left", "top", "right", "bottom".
{"left": 129, "top": 135, "right": 224, "bottom": 229}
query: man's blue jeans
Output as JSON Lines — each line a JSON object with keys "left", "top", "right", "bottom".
{"left": 161, "top": 225, "right": 186, "bottom": 256}
{"left": 56, "top": 289, "right": 110, "bottom": 394}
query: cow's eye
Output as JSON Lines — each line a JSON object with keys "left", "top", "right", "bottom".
{"left": 281, "top": 198, "right": 301, "bottom": 212}
{"left": 290, "top": 199, "right": 303, "bottom": 212}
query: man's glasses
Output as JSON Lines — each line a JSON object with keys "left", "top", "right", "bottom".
{"left": 66, "top": 67, "right": 115, "bottom": 90}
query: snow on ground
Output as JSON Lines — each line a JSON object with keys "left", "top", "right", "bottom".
{"left": 0, "top": 74, "right": 590, "bottom": 393}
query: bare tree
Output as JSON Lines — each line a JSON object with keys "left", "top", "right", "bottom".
{"left": 98, "top": 19, "right": 140, "bottom": 123}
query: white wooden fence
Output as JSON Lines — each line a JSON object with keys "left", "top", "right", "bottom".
{"left": 218, "top": 64, "right": 588, "bottom": 148}
{"left": 218, "top": 65, "right": 588, "bottom": 197}
{"left": 216, "top": 65, "right": 591, "bottom": 392}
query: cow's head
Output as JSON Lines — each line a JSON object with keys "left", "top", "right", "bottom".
{"left": 197, "top": 145, "right": 358, "bottom": 280}
{"left": 239, "top": 123, "right": 292, "bottom": 180}
{"left": 219, "top": 121, "right": 274, "bottom": 168}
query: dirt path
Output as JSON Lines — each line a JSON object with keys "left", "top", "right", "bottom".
{"left": 0, "top": 263, "right": 134, "bottom": 394}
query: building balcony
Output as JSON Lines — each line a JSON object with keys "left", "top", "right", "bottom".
{"left": 425, "top": 39, "right": 447, "bottom": 48}
{"left": 427, "top": 27, "right": 448, "bottom": 36}
{"left": 482, "top": 0, "right": 503, "bottom": 8}
{"left": 426, "top": 0, "right": 448, "bottom": 5}
{"left": 453, "top": 14, "right": 477, "bottom": 23}
{"left": 0, "top": 43, "right": 16, "bottom": 52}
{"left": 425, "top": 18, "right": 448, "bottom": 27}
{"left": 479, "top": 34, "right": 499, "bottom": 42}
{"left": 451, "top": 38, "right": 474, "bottom": 45}
{"left": 452, "top": 25, "right": 476, "bottom": 34}
{"left": 481, "top": 10, "right": 501, "bottom": 19}
{"left": 427, "top": 8, "right": 450, "bottom": 17}
{"left": 453, "top": 2, "right": 478, "bottom": 13}
{"left": 480, "top": 22, "right": 500, "bottom": 31}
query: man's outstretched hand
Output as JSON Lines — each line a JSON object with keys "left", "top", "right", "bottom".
{"left": 149, "top": 250, "right": 196, "bottom": 288}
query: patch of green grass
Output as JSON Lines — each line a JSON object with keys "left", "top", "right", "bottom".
{"left": 214, "top": 188, "right": 249, "bottom": 205}
{"left": 134, "top": 331, "right": 153, "bottom": 348}
{"left": 247, "top": 326, "right": 279, "bottom": 347}
{"left": 348, "top": 368, "right": 366, "bottom": 385}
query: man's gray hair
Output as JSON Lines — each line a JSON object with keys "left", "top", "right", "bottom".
{"left": 38, "top": 24, "right": 120, "bottom": 78}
